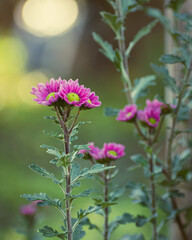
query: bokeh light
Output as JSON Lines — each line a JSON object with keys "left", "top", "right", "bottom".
{"left": 18, "top": 71, "right": 49, "bottom": 105}
{"left": 14, "top": 0, "right": 79, "bottom": 37}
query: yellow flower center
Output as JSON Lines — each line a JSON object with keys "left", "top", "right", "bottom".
{"left": 108, "top": 150, "right": 117, "bottom": 156}
{"left": 46, "top": 92, "right": 56, "bottom": 101}
{"left": 148, "top": 118, "right": 156, "bottom": 125}
{"left": 67, "top": 93, "right": 80, "bottom": 102}
{"left": 87, "top": 99, "right": 92, "bottom": 104}
{"left": 126, "top": 112, "right": 132, "bottom": 117}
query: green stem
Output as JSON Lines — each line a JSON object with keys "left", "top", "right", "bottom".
{"left": 63, "top": 122, "right": 73, "bottom": 240}
{"left": 115, "top": 0, "right": 133, "bottom": 104}
{"left": 167, "top": 61, "right": 192, "bottom": 179}
{"left": 148, "top": 131, "right": 157, "bottom": 240}
{"left": 103, "top": 170, "right": 109, "bottom": 240}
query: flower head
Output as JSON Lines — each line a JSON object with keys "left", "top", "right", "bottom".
{"left": 83, "top": 91, "right": 101, "bottom": 109}
{"left": 103, "top": 142, "right": 125, "bottom": 160}
{"left": 20, "top": 204, "right": 37, "bottom": 216}
{"left": 138, "top": 107, "right": 161, "bottom": 128}
{"left": 146, "top": 99, "right": 163, "bottom": 108}
{"left": 116, "top": 104, "right": 137, "bottom": 122}
{"left": 59, "top": 79, "right": 90, "bottom": 107}
{"left": 31, "top": 77, "right": 62, "bottom": 105}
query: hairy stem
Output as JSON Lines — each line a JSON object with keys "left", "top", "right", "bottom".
{"left": 115, "top": 0, "right": 133, "bottom": 104}
{"left": 148, "top": 131, "right": 157, "bottom": 240}
{"left": 63, "top": 122, "right": 73, "bottom": 240}
{"left": 103, "top": 170, "right": 109, "bottom": 240}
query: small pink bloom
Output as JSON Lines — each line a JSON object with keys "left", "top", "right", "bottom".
{"left": 103, "top": 142, "right": 125, "bottom": 160}
{"left": 116, "top": 104, "right": 137, "bottom": 122}
{"left": 145, "top": 106, "right": 161, "bottom": 127}
{"left": 31, "top": 77, "right": 62, "bottom": 105}
{"left": 20, "top": 204, "right": 37, "bottom": 216}
{"left": 89, "top": 145, "right": 105, "bottom": 160}
{"left": 146, "top": 99, "right": 163, "bottom": 108}
{"left": 59, "top": 79, "right": 90, "bottom": 107}
{"left": 79, "top": 142, "right": 94, "bottom": 155}
{"left": 83, "top": 91, "right": 101, "bottom": 109}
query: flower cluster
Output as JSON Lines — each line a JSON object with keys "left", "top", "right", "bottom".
{"left": 117, "top": 99, "right": 176, "bottom": 128}
{"left": 31, "top": 78, "right": 101, "bottom": 109}
{"left": 79, "top": 142, "right": 125, "bottom": 164}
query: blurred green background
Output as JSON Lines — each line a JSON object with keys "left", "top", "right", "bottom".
{"left": 0, "top": 0, "right": 167, "bottom": 239}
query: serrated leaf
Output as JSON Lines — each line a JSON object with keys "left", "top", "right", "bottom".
{"left": 120, "top": 234, "right": 145, "bottom": 240}
{"left": 80, "top": 217, "right": 100, "bottom": 231}
{"left": 100, "top": 12, "right": 123, "bottom": 39}
{"left": 167, "top": 0, "right": 187, "bottom": 12}
{"left": 40, "top": 144, "right": 63, "bottom": 159}
{"left": 73, "top": 221, "right": 85, "bottom": 240}
{"left": 21, "top": 193, "right": 62, "bottom": 208}
{"left": 43, "top": 130, "right": 64, "bottom": 140}
{"left": 109, "top": 187, "right": 125, "bottom": 202}
{"left": 108, "top": 213, "right": 135, "bottom": 236}
{"left": 70, "top": 190, "right": 91, "bottom": 202}
{"left": 173, "top": 31, "right": 192, "bottom": 44}
{"left": 131, "top": 75, "right": 156, "bottom": 102}
{"left": 127, "top": 182, "right": 150, "bottom": 207}
{"left": 126, "top": 20, "right": 158, "bottom": 57}
{"left": 145, "top": 7, "right": 171, "bottom": 32}
{"left": 29, "top": 164, "right": 62, "bottom": 184}
{"left": 73, "top": 144, "right": 90, "bottom": 151}
{"left": 38, "top": 225, "right": 65, "bottom": 239}
{"left": 92, "top": 32, "right": 115, "bottom": 62}
{"left": 159, "top": 54, "right": 185, "bottom": 64}
{"left": 104, "top": 107, "right": 120, "bottom": 116}
{"left": 71, "top": 164, "right": 115, "bottom": 185}
{"left": 77, "top": 206, "right": 101, "bottom": 221}
{"left": 150, "top": 63, "right": 178, "bottom": 93}
{"left": 130, "top": 154, "right": 148, "bottom": 167}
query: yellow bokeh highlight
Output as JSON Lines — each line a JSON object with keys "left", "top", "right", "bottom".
{"left": 19, "top": 0, "right": 78, "bottom": 37}
{"left": 18, "top": 71, "right": 49, "bottom": 105}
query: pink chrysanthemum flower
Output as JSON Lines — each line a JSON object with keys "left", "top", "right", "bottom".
{"left": 79, "top": 142, "right": 94, "bottom": 155}
{"left": 89, "top": 145, "right": 105, "bottom": 160}
{"left": 59, "top": 79, "right": 90, "bottom": 107}
{"left": 103, "top": 142, "right": 125, "bottom": 160}
{"left": 31, "top": 77, "right": 62, "bottom": 105}
{"left": 20, "top": 204, "right": 37, "bottom": 216}
{"left": 138, "top": 107, "right": 161, "bottom": 128}
{"left": 146, "top": 99, "right": 163, "bottom": 108}
{"left": 83, "top": 91, "right": 101, "bottom": 109}
{"left": 116, "top": 104, "right": 137, "bottom": 122}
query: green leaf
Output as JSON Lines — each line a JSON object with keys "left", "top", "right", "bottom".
{"left": 73, "top": 221, "right": 85, "bottom": 240}
{"left": 92, "top": 32, "right": 115, "bottom": 62}
{"left": 71, "top": 164, "right": 115, "bottom": 185}
{"left": 173, "top": 31, "right": 192, "bottom": 44}
{"left": 167, "top": 0, "right": 187, "bottom": 12}
{"left": 131, "top": 75, "right": 156, "bottom": 102}
{"left": 73, "top": 144, "right": 90, "bottom": 151}
{"left": 43, "top": 130, "right": 64, "bottom": 140}
{"left": 38, "top": 225, "right": 65, "bottom": 239}
{"left": 159, "top": 198, "right": 173, "bottom": 215}
{"left": 21, "top": 193, "right": 62, "bottom": 208}
{"left": 108, "top": 213, "right": 135, "bottom": 236}
{"left": 134, "top": 215, "right": 148, "bottom": 227}
{"left": 126, "top": 20, "right": 158, "bottom": 57}
{"left": 80, "top": 217, "right": 100, "bottom": 231}
{"left": 159, "top": 54, "right": 185, "bottom": 64}
{"left": 104, "top": 107, "right": 120, "bottom": 116}
{"left": 114, "top": 49, "right": 130, "bottom": 84}
{"left": 44, "top": 116, "right": 59, "bottom": 124}
{"left": 70, "top": 190, "right": 91, "bottom": 202}
{"left": 120, "top": 234, "right": 145, "bottom": 240}
{"left": 150, "top": 63, "right": 178, "bottom": 93}
{"left": 40, "top": 144, "right": 63, "bottom": 159}
{"left": 100, "top": 12, "right": 122, "bottom": 39}
{"left": 77, "top": 206, "right": 101, "bottom": 221}
{"left": 109, "top": 187, "right": 125, "bottom": 201}
{"left": 29, "top": 164, "right": 62, "bottom": 184}
{"left": 127, "top": 182, "right": 150, "bottom": 207}
{"left": 145, "top": 7, "right": 171, "bottom": 32}
{"left": 130, "top": 154, "right": 148, "bottom": 167}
